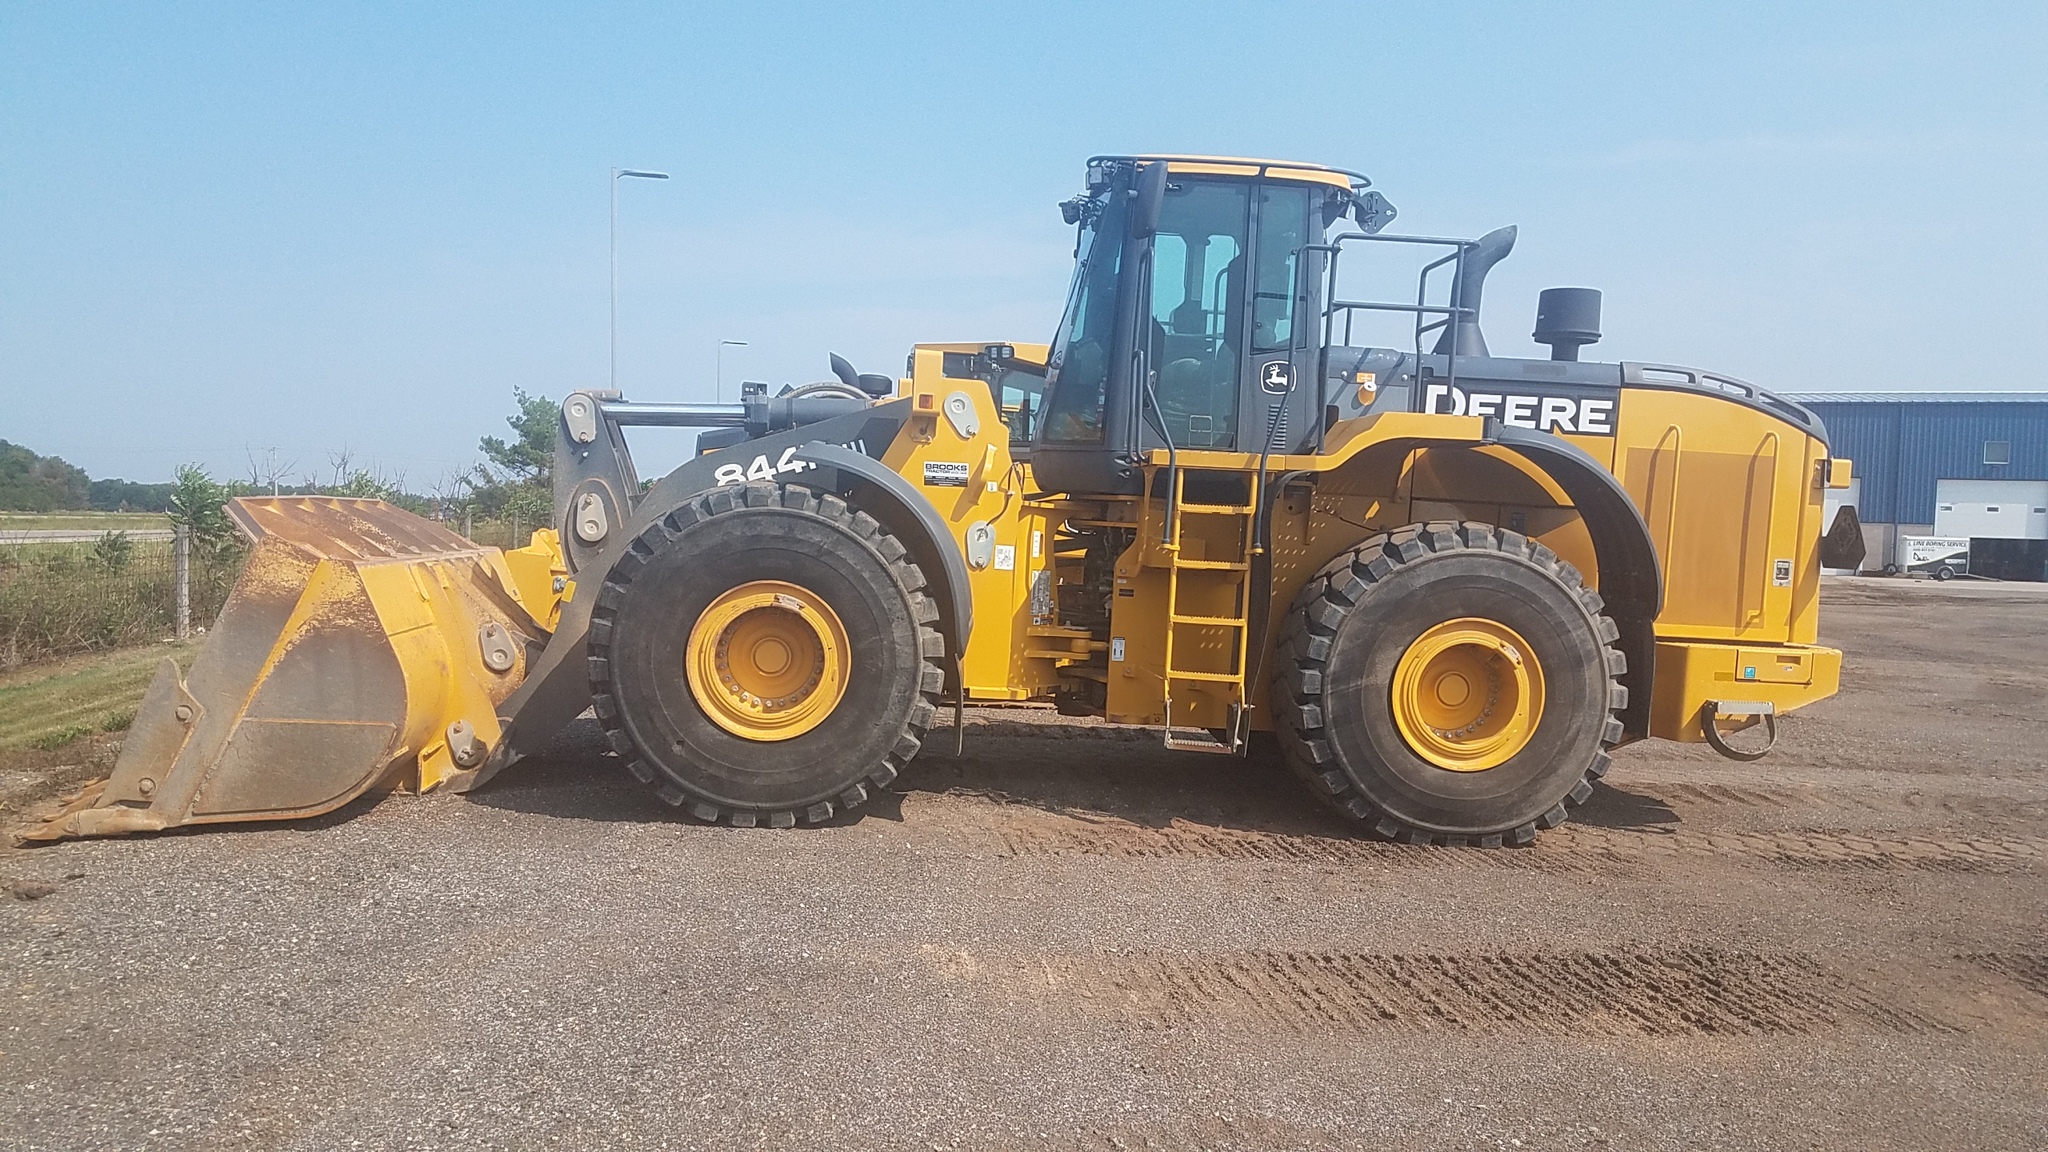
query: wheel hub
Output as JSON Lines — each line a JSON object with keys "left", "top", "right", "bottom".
{"left": 685, "top": 580, "right": 849, "bottom": 741}
{"left": 1390, "top": 617, "right": 1546, "bottom": 772}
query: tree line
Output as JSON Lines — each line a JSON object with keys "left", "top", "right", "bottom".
{"left": 1, "top": 389, "right": 558, "bottom": 539}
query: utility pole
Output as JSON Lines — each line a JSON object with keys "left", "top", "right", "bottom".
{"left": 717, "top": 339, "right": 748, "bottom": 403}
{"left": 611, "top": 167, "right": 670, "bottom": 391}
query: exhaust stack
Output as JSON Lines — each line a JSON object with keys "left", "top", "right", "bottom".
{"left": 1431, "top": 225, "right": 1517, "bottom": 358}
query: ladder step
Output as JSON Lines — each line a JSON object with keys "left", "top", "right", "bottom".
{"left": 1160, "top": 701, "right": 1247, "bottom": 755}
{"left": 1178, "top": 502, "right": 1255, "bottom": 515}
{"left": 1175, "top": 559, "right": 1248, "bottom": 571}
{"left": 1171, "top": 613, "right": 1247, "bottom": 627}
{"left": 1164, "top": 731, "right": 1241, "bottom": 754}
{"left": 1167, "top": 670, "right": 1242, "bottom": 683}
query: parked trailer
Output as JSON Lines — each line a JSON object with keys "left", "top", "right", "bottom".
{"left": 1896, "top": 536, "right": 1971, "bottom": 580}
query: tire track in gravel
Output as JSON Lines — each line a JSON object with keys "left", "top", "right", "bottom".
{"left": 1963, "top": 953, "right": 2048, "bottom": 1000}
{"left": 1617, "top": 780, "right": 2048, "bottom": 821}
{"left": 936, "top": 948, "right": 1949, "bottom": 1036}
{"left": 975, "top": 806, "right": 2044, "bottom": 873}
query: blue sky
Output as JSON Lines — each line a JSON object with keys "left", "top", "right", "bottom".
{"left": 3, "top": 1, "right": 2044, "bottom": 484}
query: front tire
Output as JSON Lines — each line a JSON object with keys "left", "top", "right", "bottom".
{"left": 588, "top": 483, "right": 943, "bottom": 827}
{"left": 1271, "top": 522, "right": 1626, "bottom": 846}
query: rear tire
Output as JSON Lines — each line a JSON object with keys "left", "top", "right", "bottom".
{"left": 587, "top": 483, "right": 943, "bottom": 827}
{"left": 1271, "top": 522, "right": 1625, "bottom": 847}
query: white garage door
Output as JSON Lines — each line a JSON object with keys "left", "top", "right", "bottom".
{"left": 1934, "top": 479, "right": 2048, "bottom": 540}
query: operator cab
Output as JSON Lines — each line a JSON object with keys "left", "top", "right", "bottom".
{"left": 1031, "top": 156, "right": 1387, "bottom": 496}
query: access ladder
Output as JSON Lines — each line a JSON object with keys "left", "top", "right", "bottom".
{"left": 1145, "top": 466, "right": 1262, "bottom": 753}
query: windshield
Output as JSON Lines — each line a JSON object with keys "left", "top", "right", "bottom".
{"left": 1039, "top": 192, "right": 1125, "bottom": 444}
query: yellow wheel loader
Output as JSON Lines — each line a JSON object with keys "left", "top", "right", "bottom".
{"left": 25, "top": 155, "right": 1858, "bottom": 847}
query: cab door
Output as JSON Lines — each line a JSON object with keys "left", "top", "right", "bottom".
{"left": 1239, "top": 181, "right": 1320, "bottom": 456}
{"left": 1142, "top": 179, "right": 1252, "bottom": 451}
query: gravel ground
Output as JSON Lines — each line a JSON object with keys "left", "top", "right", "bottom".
{"left": 2, "top": 577, "right": 2045, "bottom": 1150}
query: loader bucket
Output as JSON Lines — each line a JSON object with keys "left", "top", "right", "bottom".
{"left": 19, "top": 497, "right": 563, "bottom": 843}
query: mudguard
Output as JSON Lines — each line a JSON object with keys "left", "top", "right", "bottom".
{"left": 792, "top": 440, "right": 974, "bottom": 653}
{"left": 1488, "top": 420, "right": 1663, "bottom": 741}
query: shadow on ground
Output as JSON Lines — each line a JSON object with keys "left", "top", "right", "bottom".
{"left": 463, "top": 710, "right": 1682, "bottom": 843}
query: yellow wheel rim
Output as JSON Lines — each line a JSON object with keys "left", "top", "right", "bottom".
{"left": 1389, "top": 617, "right": 1545, "bottom": 772}
{"left": 685, "top": 580, "right": 849, "bottom": 742}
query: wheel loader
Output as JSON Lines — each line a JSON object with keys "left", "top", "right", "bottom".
{"left": 26, "top": 155, "right": 1859, "bottom": 847}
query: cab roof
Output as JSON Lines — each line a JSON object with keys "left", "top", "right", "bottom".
{"left": 1091, "top": 154, "right": 1368, "bottom": 190}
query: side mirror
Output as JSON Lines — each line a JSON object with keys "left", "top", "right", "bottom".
{"left": 1129, "top": 162, "right": 1167, "bottom": 239}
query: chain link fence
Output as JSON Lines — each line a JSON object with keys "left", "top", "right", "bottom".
{"left": 0, "top": 530, "right": 244, "bottom": 668}
{"left": 0, "top": 515, "right": 538, "bottom": 669}
{"left": 460, "top": 516, "right": 547, "bottom": 550}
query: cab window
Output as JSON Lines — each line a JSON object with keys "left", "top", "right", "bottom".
{"left": 1041, "top": 207, "right": 1123, "bottom": 444}
{"left": 996, "top": 368, "right": 1043, "bottom": 447}
{"left": 1251, "top": 184, "right": 1311, "bottom": 353}
{"left": 1148, "top": 180, "right": 1250, "bottom": 448}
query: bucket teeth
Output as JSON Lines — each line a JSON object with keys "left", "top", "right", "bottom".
{"left": 15, "top": 497, "right": 563, "bottom": 844}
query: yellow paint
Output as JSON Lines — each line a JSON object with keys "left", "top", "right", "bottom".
{"left": 888, "top": 345, "right": 1063, "bottom": 701}
{"left": 684, "top": 580, "right": 849, "bottom": 741}
{"left": 1734, "top": 647, "right": 1816, "bottom": 685}
{"left": 208, "top": 503, "right": 555, "bottom": 801}
{"left": 1615, "top": 388, "right": 1826, "bottom": 645}
{"left": 356, "top": 553, "right": 533, "bottom": 792}
{"left": 1133, "top": 155, "right": 1358, "bottom": 188}
{"left": 500, "top": 528, "right": 568, "bottom": 633}
{"left": 1649, "top": 640, "right": 1841, "bottom": 741}
{"left": 897, "top": 362, "right": 1843, "bottom": 746}
{"left": 1389, "top": 618, "right": 1545, "bottom": 772}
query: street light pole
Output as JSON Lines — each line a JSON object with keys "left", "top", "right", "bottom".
{"left": 716, "top": 339, "right": 748, "bottom": 403}
{"left": 610, "top": 167, "right": 669, "bottom": 392}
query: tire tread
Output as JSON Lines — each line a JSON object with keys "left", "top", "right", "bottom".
{"left": 1269, "top": 520, "right": 1627, "bottom": 847}
{"left": 586, "top": 482, "right": 943, "bottom": 828}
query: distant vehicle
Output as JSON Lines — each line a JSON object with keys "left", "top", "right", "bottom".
{"left": 1895, "top": 536, "right": 1970, "bottom": 580}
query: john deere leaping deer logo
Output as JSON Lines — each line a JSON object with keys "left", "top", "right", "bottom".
{"left": 1260, "top": 361, "right": 1292, "bottom": 395}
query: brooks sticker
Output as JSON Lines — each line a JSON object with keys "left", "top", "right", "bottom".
{"left": 924, "top": 461, "right": 970, "bottom": 487}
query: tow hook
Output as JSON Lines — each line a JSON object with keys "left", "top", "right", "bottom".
{"left": 1701, "top": 700, "right": 1777, "bottom": 762}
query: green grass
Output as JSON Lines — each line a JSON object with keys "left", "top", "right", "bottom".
{"left": 0, "top": 640, "right": 200, "bottom": 753}
{"left": 0, "top": 539, "right": 241, "bottom": 665}
{"left": 0, "top": 512, "right": 170, "bottom": 532}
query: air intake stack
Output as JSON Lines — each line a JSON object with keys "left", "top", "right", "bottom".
{"left": 1533, "top": 287, "right": 1602, "bottom": 361}
{"left": 1431, "top": 226, "right": 1517, "bottom": 358}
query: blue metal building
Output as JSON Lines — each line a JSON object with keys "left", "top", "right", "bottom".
{"left": 1781, "top": 392, "right": 2048, "bottom": 573}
